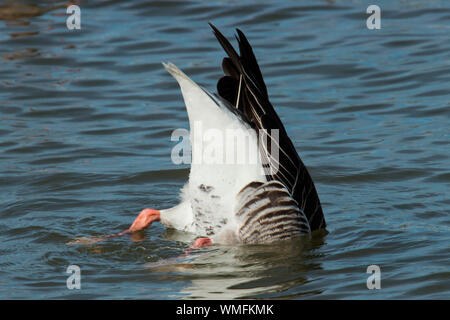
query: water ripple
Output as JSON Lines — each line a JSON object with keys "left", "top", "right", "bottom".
{"left": 0, "top": 0, "right": 448, "bottom": 299}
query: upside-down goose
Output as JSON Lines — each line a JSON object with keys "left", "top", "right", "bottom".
{"left": 76, "top": 23, "right": 326, "bottom": 247}
{"left": 124, "top": 23, "right": 326, "bottom": 246}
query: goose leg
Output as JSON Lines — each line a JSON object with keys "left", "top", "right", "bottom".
{"left": 128, "top": 209, "right": 161, "bottom": 232}
{"left": 192, "top": 237, "right": 212, "bottom": 247}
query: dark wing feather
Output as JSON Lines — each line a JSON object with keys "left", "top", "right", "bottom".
{"left": 209, "top": 23, "right": 326, "bottom": 231}
{"left": 235, "top": 28, "right": 268, "bottom": 98}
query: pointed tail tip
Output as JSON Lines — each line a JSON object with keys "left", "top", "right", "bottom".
{"left": 161, "top": 61, "right": 176, "bottom": 72}
{"left": 161, "top": 61, "right": 179, "bottom": 77}
{"left": 161, "top": 61, "right": 195, "bottom": 85}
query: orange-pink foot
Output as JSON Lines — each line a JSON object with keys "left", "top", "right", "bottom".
{"left": 128, "top": 209, "right": 160, "bottom": 232}
{"left": 67, "top": 208, "right": 161, "bottom": 245}
{"left": 193, "top": 237, "right": 212, "bottom": 248}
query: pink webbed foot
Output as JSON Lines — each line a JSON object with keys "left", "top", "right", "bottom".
{"left": 192, "top": 237, "right": 213, "bottom": 248}
{"left": 128, "top": 209, "right": 161, "bottom": 233}
{"left": 67, "top": 208, "right": 161, "bottom": 245}
{"left": 182, "top": 237, "right": 213, "bottom": 256}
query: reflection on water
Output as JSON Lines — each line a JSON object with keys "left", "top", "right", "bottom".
{"left": 3, "top": 47, "right": 39, "bottom": 60}
{"left": 0, "top": 0, "right": 449, "bottom": 299}
{"left": 147, "top": 231, "right": 326, "bottom": 299}
{"left": 0, "top": 2, "right": 66, "bottom": 23}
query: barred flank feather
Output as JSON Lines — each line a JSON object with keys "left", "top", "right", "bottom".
{"left": 236, "top": 181, "right": 310, "bottom": 244}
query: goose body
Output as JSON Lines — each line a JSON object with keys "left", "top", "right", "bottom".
{"left": 69, "top": 24, "right": 325, "bottom": 248}
{"left": 151, "top": 24, "right": 326, "bottom": 245}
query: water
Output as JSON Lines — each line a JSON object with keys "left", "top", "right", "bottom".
{"left": 0, "top": 0, "right": 449, "bottom": 299}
